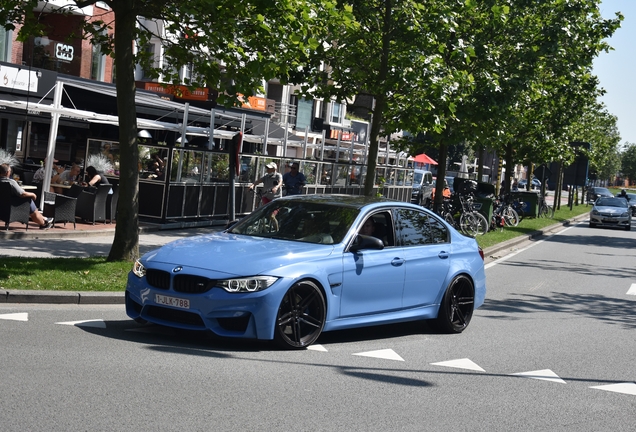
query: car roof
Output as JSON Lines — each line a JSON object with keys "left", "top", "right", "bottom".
{"left": 280, "top": 194, "right": 397, "bottom": 209}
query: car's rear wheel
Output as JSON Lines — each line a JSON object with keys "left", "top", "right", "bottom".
{"left": 274, "top": 280, "right": 326, "bottom": 349}
{"left": 433, "top": 275, "right": 474, "bottom": 333}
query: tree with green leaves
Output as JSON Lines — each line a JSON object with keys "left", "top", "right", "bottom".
{"left": 293, "top": 0, "right": 482, "bottom": 197}
{"left": 1, "top": 0, "right": 351, "bottom": 261}
{"left": 621, "top": 143, "right": 636, "bottom": 186}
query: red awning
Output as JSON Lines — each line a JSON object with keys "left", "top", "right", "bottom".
{"left": 413, "top": 153, "right": 438, "bottom": 165}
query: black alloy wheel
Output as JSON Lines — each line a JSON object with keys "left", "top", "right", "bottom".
{"left": 274, "top": 280, "right": 326, "bottom": 349}
{"left": 433, "top": 275, "right": 475, "bottom": 333}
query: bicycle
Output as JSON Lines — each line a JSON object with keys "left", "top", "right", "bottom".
{"left": 538, "top": 194, "right": 554, "bottom": 218}
{"left": 457, "top": 194, "right": 489, "bottom": 237}
{"left": 246, "top": 188, "right": 279, "bottom": 234}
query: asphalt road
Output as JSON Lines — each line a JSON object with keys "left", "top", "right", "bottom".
{"left": 1, "top": 218, "right": 634, "bottom": 431}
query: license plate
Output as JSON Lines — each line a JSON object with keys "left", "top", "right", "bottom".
{"left": 603, "top": 218, "right": 617, "bottom": 222}
{"left": 155, "top": 294, "right": 190, "bottom": 309}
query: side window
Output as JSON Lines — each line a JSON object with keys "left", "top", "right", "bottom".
{"left": 427, "top": 213, "right": 449, "bottom": 244}
{"left": 396, "top": 209, "right": 448, "bottom": 246}
{"left": 359, "top": 211, "right": 395, "bottom": 247}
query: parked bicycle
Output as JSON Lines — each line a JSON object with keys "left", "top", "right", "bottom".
{"left": 538, "top": 194, "right": 554, "bottom": 218}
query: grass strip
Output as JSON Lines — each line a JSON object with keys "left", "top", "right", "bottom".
{"left": 0, "top": 257, "right": 130, "bottom": 292}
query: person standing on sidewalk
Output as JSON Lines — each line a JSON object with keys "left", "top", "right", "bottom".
{"left": 0, "top": 163, "right": 53, "bottom": 229}
{"left": 282, "top": 162, "right": 306, "bottom": 196}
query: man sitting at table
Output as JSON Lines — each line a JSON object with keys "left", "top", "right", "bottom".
{"left": 0, "top": 163, "right": 54, "bottom": 230}
{"left": 52, "top": 163, "right": 81, "bottom": 193}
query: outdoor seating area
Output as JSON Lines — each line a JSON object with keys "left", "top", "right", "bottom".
{"left": 1, "top": 180, "right": 116, "bottom": 232}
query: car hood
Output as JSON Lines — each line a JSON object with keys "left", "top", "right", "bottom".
{"left": 593, "top": 206, "right": 628, "bottom": 214}
{"left": 141, "top": 232, "right": 335, "bottom": 276}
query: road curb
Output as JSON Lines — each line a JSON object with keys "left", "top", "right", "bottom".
{"left": 2, "top": 290, "right": 125, "bottom": 304}
{"left": 483, "top": 213, "right": 588, "bottom": 258}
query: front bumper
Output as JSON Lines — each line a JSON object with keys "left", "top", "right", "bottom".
{"left": 125, "top": 272, "right": 287, "bottom": 341}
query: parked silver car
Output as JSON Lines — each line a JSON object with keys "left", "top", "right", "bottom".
{"left": 589, "top": 197, "right": 632, "bottom": 231}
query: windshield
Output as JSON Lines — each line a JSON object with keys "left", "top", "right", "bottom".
{"left": 413, "top": 172, "right": 423, "bottom": 184}
{"left": 595, "top": 188, "right": 611, "bottom": 195}
{"left": 228, "top": 200, "right": 360, "bottom": 244}
{"left": 596, "top": 198, "right": 628, "bottom": 208}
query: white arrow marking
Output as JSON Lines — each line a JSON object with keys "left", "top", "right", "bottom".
{"left": 0, "top": 312, "right": 28, "bottom": 322}
{"left": 510, "top": 369, "right": 566, "bottom": 384}
{"left": 627, "top": 284, "right": 636, "bottom": 296}
{"left": 590, "top": 383, "right": 636, "bottom": 396}
{"left": 307, "top": 344, "right": 328, "bottom": 352}
{"left": 55, "top": 319, "right": 106, "bottom": 328}
{"left": 431, "top": 358, "right": 485, "bottom": 372}
{"left": 352, "top": 349, "right": 404, "bottom": 361}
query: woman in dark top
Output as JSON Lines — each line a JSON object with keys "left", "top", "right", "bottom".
{"left": 83, "top": 166, "right": 112, "bottom": 194}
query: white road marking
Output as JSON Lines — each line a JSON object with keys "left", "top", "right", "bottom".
{"left": 352, "top": 349, "right": 404, "bottom": 361}
{"left": 55, "top": 319, "right": 106, "bottom": 328}
{"left": 485, "top": 225, "right": 576, "bottom": 269}
{"left": 627, "top": 283, "right": 636, "bottom": 296}
{"left": 430, "top": 358, "right": 485, "bottom": 372}
{"left": 307, "top": 344, "right": 328, "bottom": 352}
{"left": 510, "top": 369, "right": 566, "bottom": 384}
{"left": 0, "top": 312, "right": 28, "bottom": 321}
{"left": 590, "top": 383, "right": 636, "bottom": 396}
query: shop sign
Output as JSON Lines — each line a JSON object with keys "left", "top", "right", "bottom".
{"left": 238, "top": 94, "right": 268, "bottom": 111}
{"left": 0, "top": 65, "right": 38, "bottom": 92}
{"left": 55, "top": 43, "right": 74, "bottom": 62}
{"left": 142, "top": 82, "right": 208, "bottom": 101}
{"left": 329, "top": 129, "right": 352, "bottom": 140}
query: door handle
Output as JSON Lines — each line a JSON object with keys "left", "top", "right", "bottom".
{"left": 391, "top": 258, "right": 405, "bottom": 266}
{"left": 438, "top": 251, "right": 449, "bottom": 259}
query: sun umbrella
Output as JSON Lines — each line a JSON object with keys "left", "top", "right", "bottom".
{"left": 413, "top": 153, "right": 438, "bottom": 165}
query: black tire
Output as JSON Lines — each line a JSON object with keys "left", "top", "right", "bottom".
{"left": 433, "top": 275, "right": 475, "bottom": 333}
{"left": 589, "top": 222, "right": 596, "bottom": 228}
{"left": 625, "top": 224, "right": 631, "bottom": 231}
{"left": 274, "top": 280, "right": 326, "bottom": 349}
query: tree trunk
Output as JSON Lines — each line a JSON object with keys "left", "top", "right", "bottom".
{"left": 364, "top": 95, "right": 384, "bottom": 197}
{"left": 108, "top": 1, "right": 140, "bottom": 261}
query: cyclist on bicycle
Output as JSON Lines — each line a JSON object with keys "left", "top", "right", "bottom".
{"left": 249, "top": 162, "right": 283, "bottom": 206}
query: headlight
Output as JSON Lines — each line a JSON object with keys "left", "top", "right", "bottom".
{"left": 591, "top": 210, "right": 599, "bottom": 216}
{"left": 132, "top": 260, "right": 146, "bottom": 278}
{"left": 621, "top": 212, "right": 629, "bottom": 217}
{"left": 217, "top": 276, "right": 278, "bottom": 293}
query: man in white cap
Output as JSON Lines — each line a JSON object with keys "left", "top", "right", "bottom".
{"left": 249, "top": 161, "right": 283, "bottom": 206}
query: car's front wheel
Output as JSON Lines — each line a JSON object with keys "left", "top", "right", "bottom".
{"left": 274, "top": 280, "right": 326, "bottom": 349}
{"left": 433, "top": 275, "right": 474, "bottom": 333}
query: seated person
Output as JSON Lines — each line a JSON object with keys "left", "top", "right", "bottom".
{"left": 359, "top": 218, "right": 388, "bottom": 245}
{"left": 82, "top": 166, "right": 112, "bottom": 194}
{"left": 0, "top": 163, "right": 54, "bottom": 230}
{"left": 52, "top": 163, "right": 81, "bottom": 193}
{"left": 33, "top": 157, "right": 65, "bottom": 192}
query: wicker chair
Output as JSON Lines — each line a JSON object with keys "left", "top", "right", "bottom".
{"left": 75, "top": 184, "right": 112, "bottom": 224}
{"left": 43, "top": 191, "right": 77, "bottom": 229}
{"left": 64, "top": 183, "right": 84, "bottom": 198}
{"left": 0, "top": 182, "right": 32, "bottom": 230}
{"left": 106, "top": 184, "right": 119, "bottom": 223}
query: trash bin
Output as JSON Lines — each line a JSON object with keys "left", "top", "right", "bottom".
{"left": 512, "top": 191, "right": 539, "bottom": 218}
{"left": 473, "top": 197, "right": 493, "bottom": 225}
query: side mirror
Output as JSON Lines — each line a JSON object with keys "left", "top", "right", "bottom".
{"left": 349, "top": 234, "right": 385, "bottom": 252}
